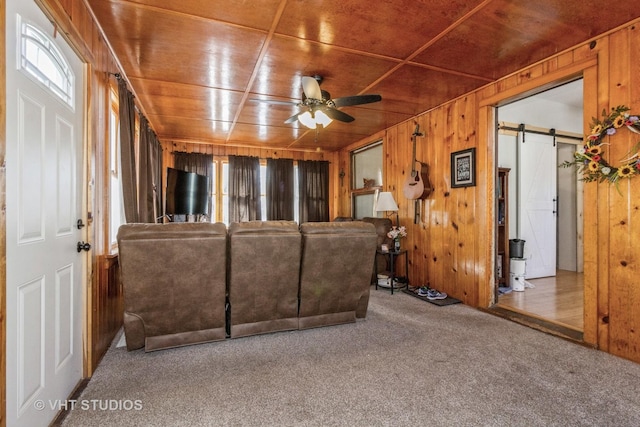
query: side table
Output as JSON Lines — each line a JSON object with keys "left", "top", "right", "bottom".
{"left": 374, "top": 249, "right": 409, "bottom": 295}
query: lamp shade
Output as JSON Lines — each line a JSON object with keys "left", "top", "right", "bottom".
{"left": 375, "top": 192, "right": 398, "bottom": 212}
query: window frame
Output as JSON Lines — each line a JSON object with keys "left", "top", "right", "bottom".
{"left": 108, "top": 87, "right": 121, "bottom": 251}
{"left": 18, "top": 15, "right": 75, "bottom": 109}
{"left": 350, "top": 140, "right": 384, "bottom": 219}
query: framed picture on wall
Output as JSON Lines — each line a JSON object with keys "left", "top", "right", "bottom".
{"left": 451, "top": 148, "right": 476, "bottom": 188}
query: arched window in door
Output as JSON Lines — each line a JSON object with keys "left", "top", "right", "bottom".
{"left": 18, "top": 15, "right": 75, "bottom": 109}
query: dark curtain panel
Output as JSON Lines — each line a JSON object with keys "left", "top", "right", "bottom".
{"left": 298, "top": 160, "right": 329, "bottom": 223}
{"left": 173, "top": 152, "right": 214, "bottom": 220}
{"left": 118, "top": 78, "right": 138, "bottom": 223}
{"left": 140, "top": 115, "right": 163, "bottom": 222}
{"left": 266, "top": 158, "right": 294, "bottom": 220}
{"left": 137, "top": 115, "right": 163, "bottom": 223}
{"left": 138, "top": 114, "right": 151, "bottom": 222}
{"left": 228, "top": 155, "right": 261, "bottom": 222}
{"left": 149, "top": 132, "right": 163, "bottom": 222}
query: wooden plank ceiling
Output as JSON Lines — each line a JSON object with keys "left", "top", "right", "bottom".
{"left": 86, "top": 0, "right": 640, "bottom": 152}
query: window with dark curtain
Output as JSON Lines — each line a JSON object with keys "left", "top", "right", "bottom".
{"left": 266, "top": 158, "right": 294, "bottom": 220}
{"left": 138, "top": 114, "right": 163, "bottom": 223}
{"left": 173, "top": 152, "right": 214, "bottom": 221}
{"left": 228, "top": 155, "right": 261, "bottom": 222}
{"left": 118, "top": 77, "right": 138, "bottom": 223}
{"left": 298, "top": 160, "right": 329, "bottom": 223}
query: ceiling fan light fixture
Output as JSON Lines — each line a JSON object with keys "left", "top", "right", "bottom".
{"left": 315, "top": 110, "right": 333, "bottom": 127}
{"left": 298, "top": 111, "right": 316, "bottom": 129}
{"left": 287, "top": 76, "right": 380, "bottom": 128}
{"left": 298, "top": 110, "right": 333, "bottom": 129}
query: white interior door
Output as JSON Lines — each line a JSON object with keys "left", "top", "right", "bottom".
{"left": 518, "top": 133, "right": 557, "bottom": 278}
{"left": 6, "top": 1, "right": 84, "bottom": 425}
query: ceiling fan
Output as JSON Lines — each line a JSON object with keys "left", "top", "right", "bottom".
{"left": 283, "top": 75, "right": 382, "bottom": 129}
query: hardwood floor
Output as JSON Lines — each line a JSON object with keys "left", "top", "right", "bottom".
{"left": 496, "top": 269, "right": 584, "bottom": 332}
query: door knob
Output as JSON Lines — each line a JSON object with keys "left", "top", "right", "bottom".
{"left": 77, "top": 241, "right": 91, "bottom": 252}
{"left": 77, "top": 219, "right": 85, "bottom": 229}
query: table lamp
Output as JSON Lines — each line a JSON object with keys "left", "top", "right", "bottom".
{"left": 375, "top": 191, "right": 399, "bottom": 226}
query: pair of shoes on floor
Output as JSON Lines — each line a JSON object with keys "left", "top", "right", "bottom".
{"left": 417, "top": 286, "right": 448, "bottom": 300}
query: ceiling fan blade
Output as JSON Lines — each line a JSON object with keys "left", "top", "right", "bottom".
{"left": 322, "top": 107, "right": 355, "bottom": 122}
{"left": 284, "top": 112, "right": 302, "bottom": 124}
{"left": 302, "top": 76, "right": 322, "bottom": 100}
{"left": 332, "top": 94, "right": 382, "bottom": 108}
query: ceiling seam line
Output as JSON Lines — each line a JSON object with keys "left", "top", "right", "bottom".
{"left": 403, "top": 0, "right": 493, "bottom": 62}
{"left": 358, "top": 0, "right": 493, "bottom": 94}
{"left": 226, "top": 0, "right": 289, "bottom": 143}
{"left": 405, "top": 62, "right": 495, "bottom": 82}
{"left": 109, "top": 0, "right": 272, "bottom": 35}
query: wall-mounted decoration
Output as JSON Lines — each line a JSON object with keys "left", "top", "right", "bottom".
{"left": 451, "top": 148, "right": 476, "bottom": 188}
{"left": 363, "top": 178, "right": 376, "bottom": 188}
{"left": 561, "top": 105, "right": 640, "bottom": 188}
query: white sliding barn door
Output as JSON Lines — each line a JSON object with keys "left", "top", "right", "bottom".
{"left": 518, "top": 133, "right": 557, "bottom": 278}
{"left": 6, "top": 0, "right": 85, "bottom": 425}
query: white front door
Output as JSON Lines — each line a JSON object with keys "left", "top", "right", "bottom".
{"left": 6, "top": 1, "right": 85, "bottom": 425}
{"left": 518, "top": 132, "right": 557, "bottom": 278}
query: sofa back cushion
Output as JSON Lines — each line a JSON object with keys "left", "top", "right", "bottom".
{"left": 228, "top": 221, "right": 301, "bottom": 337}
{"left": 298, "top": 221, "right": 377, "bottom": 329}
{"left": 117, "top": 222, "right": 228, "bottom": 351}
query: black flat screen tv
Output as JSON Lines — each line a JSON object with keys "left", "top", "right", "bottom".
{"left": 165, "top": 168, "right": 209, "bottom": 215}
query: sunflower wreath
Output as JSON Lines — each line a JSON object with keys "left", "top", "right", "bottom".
{"left": 562, "top": 105, "right": 640, "bottom": 185}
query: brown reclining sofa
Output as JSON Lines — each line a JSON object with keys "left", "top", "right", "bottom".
{"left": 117, "top": 221, "right": 377, "bottom": 351}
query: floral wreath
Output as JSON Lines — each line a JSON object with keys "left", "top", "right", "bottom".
{"left": 562, "top": 105, "right": 640, "bottom": 184}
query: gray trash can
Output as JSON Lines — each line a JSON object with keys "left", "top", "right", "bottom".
{"left": 509, "top": 239, "right": 525, "bottom": 258}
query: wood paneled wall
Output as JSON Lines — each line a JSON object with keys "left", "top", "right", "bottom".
{"left": 342, "top": 98, "right": 486, "bottom": 306}
{"left": 338, "top": 19, "right": 640, "bottom": 364}
{"left": 586, "top": 24, "right": 640, "bottom": 361}
{"left": 92, "top": 255, "right": 123, "bottom": 368}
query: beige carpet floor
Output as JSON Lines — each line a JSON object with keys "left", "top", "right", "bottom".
{"left": 61, "top": 289, "right": 640, "bottom": 426}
